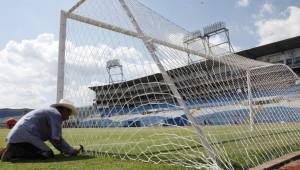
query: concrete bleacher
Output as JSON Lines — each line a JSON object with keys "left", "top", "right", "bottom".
{"left": 195, "top": 106, "right": 300, "bottom": 125}
{"left": 95, "top": 102, "right": 178, "bottom": 117}
{"left": 78, "top": 110, "right": 186, "bottom": 128}
{"left": 78, "top": 103, "right": 300, "bottom": 128}
{"left": 76, "top": 88, "right": 300, "bottom": 128}
{"left": 0, "top": 112, "right": 23, "bottom": 118}
{"left": 0, "top": 108, "right": 32, "bottom": 128}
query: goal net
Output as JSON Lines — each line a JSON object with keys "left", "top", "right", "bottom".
{"left": 58, "top": 0, "right": 300, "bottom": 169}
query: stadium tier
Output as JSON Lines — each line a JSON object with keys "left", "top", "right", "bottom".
{"left": 90, "top": 60, "right": 296, "bottom": 109}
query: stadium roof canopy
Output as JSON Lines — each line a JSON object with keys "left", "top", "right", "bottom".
{"left": 237, "top": 36, "right": 300, "bottom": 59}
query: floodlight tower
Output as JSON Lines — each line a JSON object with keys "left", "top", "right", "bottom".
{"left": 183, "top": 30, "right": 204, "bottom": 64}
{"left": 106, "top": 59, "right": 124, "bottom": 84}
{"left": 202, "top": 21, "right": 234, "bottom": 53}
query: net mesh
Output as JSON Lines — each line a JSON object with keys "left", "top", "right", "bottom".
{"left": 60, "top": 0, "right": 300, "bottom": 169}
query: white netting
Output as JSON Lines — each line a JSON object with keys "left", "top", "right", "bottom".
{"left": 59, "top": 0, "right": 300, "bottom": 169}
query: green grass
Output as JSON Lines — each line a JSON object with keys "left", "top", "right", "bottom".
{"left": 1, "top": 124, "right": 300, "bottom": 169}
{"left": 0, "top": 128, "right": 188, "bottom": 170}
{"left": 0, "top": 155, "right": 189, "bottom": 170}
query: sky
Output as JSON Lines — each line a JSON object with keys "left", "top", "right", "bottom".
{"left": 0, "top": 0, "right": 300, "bottom": 109}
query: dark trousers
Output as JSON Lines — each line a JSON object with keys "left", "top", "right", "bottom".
{"left": 1, "top": 143, "right": 54, "bottom": 161}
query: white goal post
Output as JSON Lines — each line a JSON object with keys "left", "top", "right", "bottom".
{"left": 57, "top": 0, "right": 300, "bottom": 169}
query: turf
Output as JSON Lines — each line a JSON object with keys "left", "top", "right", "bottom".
{"left": 0, "top": 155, "right": 189, "bottom": 170}
{"left": 61, "top": 124, "right": 300, "bottom": 168}
{"left": 0, "top": 129, "right": 189, "bottom": 170}
{"left": 1, "top": 124, "right": 300, "bottom": 169}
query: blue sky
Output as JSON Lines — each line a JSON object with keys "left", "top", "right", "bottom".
{"left": 1, "top": 0, "right": 299, "bottom": 49}
{"left": 0, "top": 0, "right": 300, "bottom": 108}
{"left": 141, "top": 0, "right": 300, "bottom": 49}
{"left": 0, "top": 0, "right": 76, "bottom": 48}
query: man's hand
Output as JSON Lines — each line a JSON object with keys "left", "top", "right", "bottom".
{"left": 79, "top": 145, "right": 84, "bottom": 152}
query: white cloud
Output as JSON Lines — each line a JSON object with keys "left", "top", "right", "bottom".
{"left": 237, "top": 0, "right": 250, "bottom": 7}
{"left": 252, "top": 2, "right": 274, "bottom": 19}
{"left": 0, "top": 34, "right": 156, "bottom": 108}
{"left": 260, "top": 2, "right": 274, "bottom": 16}
{"left": 2, "top": 32, "right": 214, "bottom": 108}
{"left": 0, "top": 33, "right": 58, "bottom": 109}
{"left": 255, "top": 6, "right": 300, "bottom": 45}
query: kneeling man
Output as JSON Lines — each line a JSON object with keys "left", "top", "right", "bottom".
{"left": 1, "top": 99, "right": 82, "bottom": 161}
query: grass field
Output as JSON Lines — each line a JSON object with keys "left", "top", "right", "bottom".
{"left": 1, "top": 124, "right": 300, "bottom": 169}
{"left": 0, "top": 129, "right": 190, "bottom": 170}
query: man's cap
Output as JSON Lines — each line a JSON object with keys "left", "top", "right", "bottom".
{"left": 51, "top": 99, "right": 78, "bottom": 115}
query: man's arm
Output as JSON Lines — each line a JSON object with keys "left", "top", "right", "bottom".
{"left": 49, "top": 137, "right": 79, "bottom": 156}
{"left": 48, "top": 112, "right": 80, "bottom": 156}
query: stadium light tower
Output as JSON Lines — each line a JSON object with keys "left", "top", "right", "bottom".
{"left": 183, "top": 30, "right": 205, "bottom": 64}
{"left": 202, "top": 21, "right": 235, "bottom": 53}
{"left": 106, "top": 59, "right": 124, "bottom": 84}
{"left": 183, "top": 30, "right": 203, "bottom": 44}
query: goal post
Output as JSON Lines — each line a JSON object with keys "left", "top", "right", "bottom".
{"left": 57, "top": 0, "right": 300, "bottom": 169}
{"left": 57, "top": 10, "right": 67, "bottom": 102}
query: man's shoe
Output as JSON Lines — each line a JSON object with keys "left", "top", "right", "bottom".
{"left": 0, "top": 147, "right": 6, "bottom": 158}
{"left": 1, "top": 149, "right": 10, "bottom": 161}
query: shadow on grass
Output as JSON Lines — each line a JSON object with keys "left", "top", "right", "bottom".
{"left": 11, "top": 154, "right": 94, "bottom": 164}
